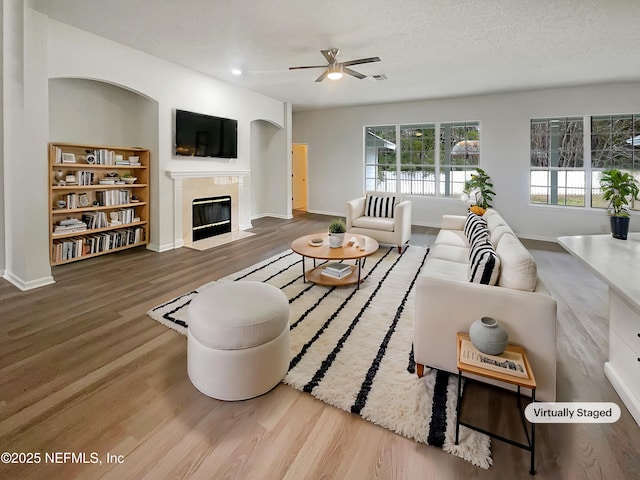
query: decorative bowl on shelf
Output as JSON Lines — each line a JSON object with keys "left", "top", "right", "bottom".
{"left": 121, "top": 177, "right": 137, "bottom": 184}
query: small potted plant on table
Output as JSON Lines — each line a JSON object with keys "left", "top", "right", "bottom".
{"left": 328, "top": 219, "right": 346, "bottom": 248}
{"left": 600, "top": 168, "right": 639, "bottom": 240}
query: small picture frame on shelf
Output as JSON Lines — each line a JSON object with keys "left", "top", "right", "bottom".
{"left": 61, "top": 153, "right": 76, "bottom": 163}
{"left": 78, "top": 193, "right": 91, "bottom": 207}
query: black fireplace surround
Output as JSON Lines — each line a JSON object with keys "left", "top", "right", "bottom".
{"left": 192, "top": 195, "right": 231, "bottom": 241}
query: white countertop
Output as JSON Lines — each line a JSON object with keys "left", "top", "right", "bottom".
{"left": 557, "top": 233, "right": 640, "bottom": 313}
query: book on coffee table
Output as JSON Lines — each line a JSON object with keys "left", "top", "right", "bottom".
{"left": 459, "top": 338, "right": 528, "bottom": 378}
{"left": 322, "top": 262, "right": 352, "bottom": 279}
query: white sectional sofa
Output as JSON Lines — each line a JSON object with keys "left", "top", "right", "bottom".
{"left": 414, "top": 209, "right": 557, "bottom": 401}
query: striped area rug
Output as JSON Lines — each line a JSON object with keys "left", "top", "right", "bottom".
{"left": 147, "top": 245, "right": 492, "bottom": 468}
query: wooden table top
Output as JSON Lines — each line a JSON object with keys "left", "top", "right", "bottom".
{"left": 290, "top": 233, "right": 379, "bottom": 260}
{"left": 456, "top": 332, "right": 537, "bottom": 389}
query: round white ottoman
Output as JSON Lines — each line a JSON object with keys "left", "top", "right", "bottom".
{"left": 187, "top": 281, "right": 290, "bottom": 401}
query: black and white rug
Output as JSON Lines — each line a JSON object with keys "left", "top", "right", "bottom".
{"left": 147, "top": 245, "right": 492, "bottom": 468}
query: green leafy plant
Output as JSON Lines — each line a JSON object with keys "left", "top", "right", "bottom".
{"left": 600, "top": 169, "right": 639, "bottom": 217}
{"left": 463, "top": 168, "right": 496, "bottom": 209}
{"left": 328, "top": 219, "right": 346, "bottom": 234}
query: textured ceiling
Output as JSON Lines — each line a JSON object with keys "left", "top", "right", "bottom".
{"left": 32, "top": 0, "right": 640, "bottom": 111}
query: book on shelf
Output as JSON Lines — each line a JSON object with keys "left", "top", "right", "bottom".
{"left": 459, "top": 338, "right": 529, "bottom": 378}
{"left": 81, "top": 212, "right": 108, "bottom": 229}
{"left": 54, "top": 218, "right": 87, "bottom": 235}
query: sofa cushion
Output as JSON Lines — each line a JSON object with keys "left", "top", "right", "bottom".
{"left": 435, "top": 229, "right": 468, "bottom": 248}
{"left": 352, "top": 215, "right": 395, "bottom": 232}
{"left": 490, "top": 224, "right": 515, "bottom": 246}
{"left": 421, "top": 258, "right": 469, "bottom": 282}
{"left": 483, "top": 209, "right": 508, "bottom": 232}
{"left": 365, "top": 194, "right": 397, "bottom": 218}
{"left": 429, "top": 243, "right": 469, "bottom": 263}
{"left": 468, "top": 239, "right": 501, "bottom": 285}
{"left": 496, "top": 233, "right": 538, "bottom": 292}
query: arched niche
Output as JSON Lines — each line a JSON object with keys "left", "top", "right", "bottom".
{"left": 48, "top": 77, "right": 159, "bottom": 149}
{"left": 250, "top": 118, "right": 289, "bottom": 218}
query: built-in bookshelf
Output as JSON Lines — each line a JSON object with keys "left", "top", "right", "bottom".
{"left": 48, "top": 142, "right": 150, "bottom": 265}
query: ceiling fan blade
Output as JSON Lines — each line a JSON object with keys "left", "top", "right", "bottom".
{"left": 321, "top": 49, "right": 338, "bottom": 64}
{"left": 315, "top": 70, "right": 329, "bottom": 82}
{"left": 340, "top": 56, "right": 381, "bottom": 67}
{"left": 343, "top": 67, "right": 366, "bottom": 79}
{"left": 289, "top": 65, "right": 327, "bottom": 70}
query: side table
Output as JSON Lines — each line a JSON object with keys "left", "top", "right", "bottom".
{"left": 455, "top": 332, "right": 538, "bottom": 475}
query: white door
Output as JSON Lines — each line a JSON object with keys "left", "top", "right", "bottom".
{"left": 292, "top": 144, "right": 308, "bottom": 210}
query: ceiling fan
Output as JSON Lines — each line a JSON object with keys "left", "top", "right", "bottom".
{"left": 289, "top": 48, "right": 381, "bottom": 82}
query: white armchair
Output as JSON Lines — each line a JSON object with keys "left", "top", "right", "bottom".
{"left": 346, "top": 191, "right": 412, "bottom": 253}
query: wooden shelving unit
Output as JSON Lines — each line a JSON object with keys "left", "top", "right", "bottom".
{"left": 48, "top": 142, "right": 150, "bottom": 265}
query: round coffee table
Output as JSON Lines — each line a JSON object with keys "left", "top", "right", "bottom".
{"left": 290, "top": 233, "right": 379, "bottom": 288}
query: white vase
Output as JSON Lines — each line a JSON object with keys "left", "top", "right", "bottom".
{"left": 328, "top": 233, "right": 345, "bottom": 248}
{"left": 469, "top": 316, "right": 509, "bottom": 355}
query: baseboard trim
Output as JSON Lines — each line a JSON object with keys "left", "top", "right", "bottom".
{"left": 148, "top": 242, "right": 176, "bottom": 253}
{"left": 306, "top": 209, "right": 344, "bottom": 218}
{"left": 3, "top": 270, "right": 55, "bottom": 291}
{"left": 251, "top": 213, "right": 293, "bottom": 220}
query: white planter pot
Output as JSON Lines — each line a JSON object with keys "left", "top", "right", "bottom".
{"left": 328, "top": 233, "right": 345, "bottom": 248}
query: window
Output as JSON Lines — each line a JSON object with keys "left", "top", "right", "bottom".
{"left": 365, "top": 121, "right": 480, "bottom": 196}
{"left": 530, "top": 114, "right": 640, "bottom": 211}
{"left": 530, "top": 117, "right": 585, "bottom": 206}
{"left": 591, "top": 114, "right": 640, "bottom": 210}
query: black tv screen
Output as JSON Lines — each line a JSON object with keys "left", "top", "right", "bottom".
{"left": 175, "top": 109, "right": 238, "bottom": 158}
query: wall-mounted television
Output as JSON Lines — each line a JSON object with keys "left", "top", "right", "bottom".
{"left": 175, "top": 109, "right": 238, "bottom": 159}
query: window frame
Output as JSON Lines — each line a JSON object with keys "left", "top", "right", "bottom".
{"left": 530, "top": 113, "right": 640, "bottom": 213}
{"left": 364, "top": 121, "right": 481, "bottom": 198}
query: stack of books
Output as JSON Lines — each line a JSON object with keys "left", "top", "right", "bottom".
{"left": 53, "top": 218, "right": 87, "bottom": 235}
{"left": 321, "top": 262, "right": 352, "bottom": 279}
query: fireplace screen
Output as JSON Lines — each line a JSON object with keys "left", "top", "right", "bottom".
{"left": 192, "top": 195, "right": 231, "bottom": 241}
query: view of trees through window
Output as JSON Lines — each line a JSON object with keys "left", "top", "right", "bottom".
{"left": 365, "top": 122, "right": 480, "bottom": 196}
{"left": 530, "top": 114, "right": 640, "bottom": 211}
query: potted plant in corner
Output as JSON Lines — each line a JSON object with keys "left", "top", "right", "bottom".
{"left": 328, "top": 219, "right": 346, "bottom": 248}
{"left": 461, "top": 167, "right": 495, "bottom": 212}
{"left": 600, "top": 168, "right": 639, "bottom": 240}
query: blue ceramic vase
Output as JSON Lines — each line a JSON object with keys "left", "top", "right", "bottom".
{"left": 469, "top": 316, "right": 509, "bottom": 355}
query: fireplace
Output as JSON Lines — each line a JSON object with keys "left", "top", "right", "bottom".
{"left": 192, "top": 195, "right": 231, "bottom": 241}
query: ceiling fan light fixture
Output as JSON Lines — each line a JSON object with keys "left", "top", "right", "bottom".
{"left": 327, "top": 64, "right": 343, "bottom": 80}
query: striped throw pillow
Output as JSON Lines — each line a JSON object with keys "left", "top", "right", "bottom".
{"left": 365, "top": 194, "right": 397, "bottom": 218}
{"left": 469, "top": 238, "right": 500, "bottom": 285}
{"left": 464, "top": 213, "right": 488, "bottom": 244}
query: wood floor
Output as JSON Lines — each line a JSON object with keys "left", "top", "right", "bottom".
{"left": 0, "top": 212, "right": 638, "bottom": 479}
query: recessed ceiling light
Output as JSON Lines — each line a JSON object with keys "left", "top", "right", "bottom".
{"left": 231, "top": 69, "right": 242, "bottom": 76}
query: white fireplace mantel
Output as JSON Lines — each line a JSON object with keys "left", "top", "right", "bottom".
{"left": 167, "top": 169, "right": 251, "bottom": 248}
{"left": 167, "top": 169, "right": 250, "bottom": 180}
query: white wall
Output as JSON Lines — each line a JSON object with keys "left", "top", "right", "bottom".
{"left": 0, "top": 0, "right": 5, "bottom": 276}
{"left": 49, "top": 78, "right": 158, "bottom": 146}
{"left": 46, "top": 18, "right": 288, "bottom": 253}
{"left": 293, "top": 83, "right": 640, "bottom": 240}
{"left": 1, "top": 11, "right": 291, "bottom": 289}
{"left": 250, "top": 106, "right": 293, "bottom": 220}
{"left": 2, "top": 3, "right": 53, "bottom": 289}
